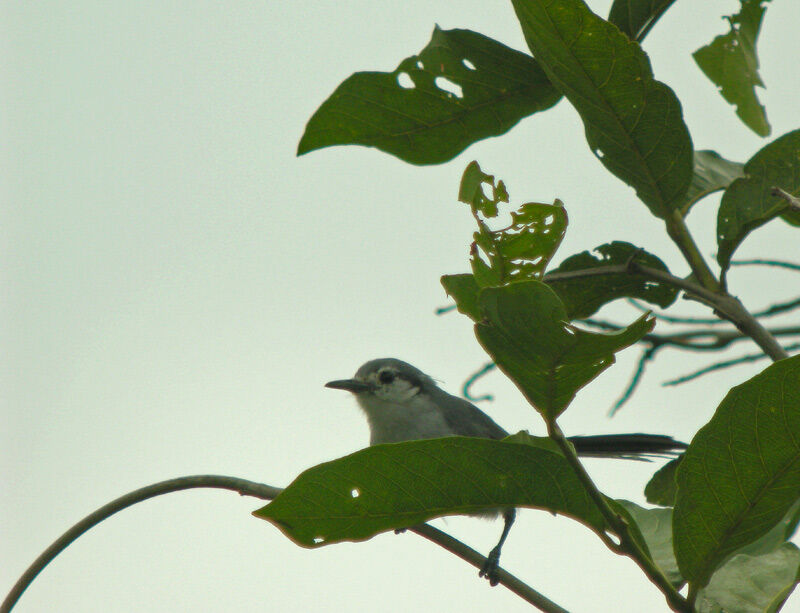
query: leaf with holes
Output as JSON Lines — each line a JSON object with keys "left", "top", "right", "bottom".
{"left": 673, "top": 355, "right": 800, "bottom": 587}
{"left": 717, "top": 129, "right": 800, "bottom": 271}
{"left": 693, "top": 0, "right": 772, "bottom": 137}
{"left": 608, "top": 0, "right": 678, "bottom": 42}
{"left": 681, "top": 150, "right": 745, "bottom": 217}
{"left": 474, "top": 280, "right": 654, "bottom": 419}
{"left": 544, "top": 241, "right": 677, "bottom": 319}
{"left": 253, "top": 436, "right": 607, "bottom": 547}
{"left": 511, "top": 0, "right": 693, "bottom": 219}
{"left": 297, "top": 27, "right": 560, "bottom": 165}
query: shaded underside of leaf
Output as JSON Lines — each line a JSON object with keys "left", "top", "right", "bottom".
{"left": 474, "top": 280, "right": 654, "bottom": 419}
{"left": 717, "top": 129, "right": 800, "bottom": 270}
{"left": 511, "top": 0, "right": 693, "bottom": 218}
{"left": 644, "top": 456, "right": 681, "bottom": 507}
{"left": 441, "top": 273, "right": 482, "bottom": 321}
{"left": 693, "top": 0, "right": 772, "bottom": 137}
{"left": 608, "top": 0, "right": 678, "bottom": 42}
{"left": 696, "top": 543, "right": 800, "bottom": 613}
{"left": 545, "top": 241, "right": 678, "bottom": 318}
{"left": 297, "top": 27, "right": 561, "bottom": 165}
{"left": 618, "top": 500, "right": 683, "bottom": 586}
{"left": 673, "top": 355, "right": 800, "bottom": 587}
{"left": 681, "top": 150, "right": 745, "bottom": 217}
{"left": 254, "top": 436, "right": 606, "bottom": 547}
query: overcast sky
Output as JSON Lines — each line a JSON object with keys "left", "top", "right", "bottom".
{"left": 3, "top": 1, "right": 799, "bottom": 611}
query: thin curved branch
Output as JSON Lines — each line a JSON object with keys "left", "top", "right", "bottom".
{"left": 410, "top": 524, "right": 569, "bottom": 613}
{"left": 1, "top": 476, "right": 280, "bottom": 613}
{"left": 663, "top": 341, "right": 800, "bottom": 387}
{"left": 610, "top": 346, "right": 659, "bottom": 415}
{"left": 462, "top": 362, "right": 496, "bottom": 402}
{"left": 731, "top": 258, "right": 800, "bottom": 272}
{"left": 2, "top": 475, "right": 566, "bottom": 613}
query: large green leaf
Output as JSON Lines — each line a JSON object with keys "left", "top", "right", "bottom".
{"left": 681, "top": 150, "right": 745, "bottom": 217}
{"left": 673, "top": 355, "right": 800, "bottom": 587}
{"left": 297, "top": 27, "right": 560, "bottom": 165}
{"left": 253, "top": 436, "right": 607, "bottom": 547}
{"left": 618, "top": 500, "right": 682, "bottom": 586}
{"left": 544, "top": 241, "right": 678, "bottom": 319}
{"left": 717, "top": 129, "right": 800, "bottom": 271}
{"left": 511, "top": 0, "right": 693, "bottom": 219}
{"left": 474, "top": 280, "right": 654, "bottom": 419}
{"left": 608, "top": 0, "right": 678, "bottom": 42}
{"left": 693, "top": 0, "right": 771, "bottom": 137}
{"left": 696, "top": 543, "right": 800, "bottom": 613}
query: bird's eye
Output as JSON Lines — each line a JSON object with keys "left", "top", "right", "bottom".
{"left": 378, "top": 370, "right": 395, "bottom": 384}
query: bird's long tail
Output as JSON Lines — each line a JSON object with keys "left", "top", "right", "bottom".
{"left": 568, "top": 433, "right": 687, "bottom": 459}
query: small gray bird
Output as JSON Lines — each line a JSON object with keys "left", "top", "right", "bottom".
{"left": 326, "top": 357, "right": 686, "bottom": 584}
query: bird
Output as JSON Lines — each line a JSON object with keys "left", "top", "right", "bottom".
{"left": 325, "top": 357, "right": 686, "bottom": 585}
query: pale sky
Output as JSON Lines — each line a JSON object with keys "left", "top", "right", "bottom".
{"left": 3, "top": 2, "right": 799, "bottom": 612}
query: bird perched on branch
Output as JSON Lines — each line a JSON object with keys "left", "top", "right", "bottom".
{"left": 326, "top": 357, "right": 686, "bottom": 585}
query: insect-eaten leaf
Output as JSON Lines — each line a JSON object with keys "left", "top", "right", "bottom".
{"left": 673, "top": 355, "right": 800, "bottom": 587}
{"left": 545, "top": 241, "right": 677, "bottom": 319}
{"left": 693, "top": 0, "right": 772, "bottom": 137}
{"left": 458, "top": 161, "right": 568, "bottom": 286}
{"left": 297, "top": 27, "right": 560, "bottom": 165}
{"left": 254, "top": 436, "right": 607, "bottom": 547}
{"left": 475, "top": 280, "right": 654, "bottom": 419}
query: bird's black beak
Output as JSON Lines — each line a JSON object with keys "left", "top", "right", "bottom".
{"left": 325, "top": 379, "right": 372, "bottom": 393}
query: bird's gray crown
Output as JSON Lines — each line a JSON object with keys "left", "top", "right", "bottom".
{"left": 354, "top": 358, "right": 437, "bottom": 391}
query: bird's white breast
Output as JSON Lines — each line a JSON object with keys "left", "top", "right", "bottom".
{"left": 356, "top": 393, "right": 455, "bottom": 445}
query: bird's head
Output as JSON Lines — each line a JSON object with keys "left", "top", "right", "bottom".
{"left": 325, "top": 358, "right": 436, "bottom": 405}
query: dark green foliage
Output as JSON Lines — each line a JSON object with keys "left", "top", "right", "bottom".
{"left": 694, "top": 0, "right": 772, "bottom": 137}
{"left": 297, "top": 27, "right": 560, "bottom": 165}
{"left": 511, "top": 0, "right": 693, "bottom": 219}
{"left": 545, "top": 241, "right": 678, "bottom": 319}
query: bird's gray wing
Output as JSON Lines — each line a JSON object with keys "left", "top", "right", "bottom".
{"left": 428, "top": 387, "right": 508, "bottom": 440}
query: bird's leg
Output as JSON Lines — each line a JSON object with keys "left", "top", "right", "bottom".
{"left": 479, "top": 508, "right": 516, "bottom": 586}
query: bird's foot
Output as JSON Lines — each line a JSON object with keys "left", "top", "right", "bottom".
{"left": 478, "top": 547, "right": 501, "bottom": 586}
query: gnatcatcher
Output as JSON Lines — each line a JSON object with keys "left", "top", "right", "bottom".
{"left": 326, "top": 357, "right": 686, "bottom": 584}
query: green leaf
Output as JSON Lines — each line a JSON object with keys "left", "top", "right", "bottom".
{"left": 458, "top": 160, "right": 508, "bottom": 218}
{"left": 717, "top": 129, "right": 800, "bottom": 271}
{"left": 681, "top": 150, "right": 745, "bottom": 217}
{"left": 617, "top": 500, "right": 683, "bottom": 586}
{"left": 297, "top": 27, "right": 561, "bottom": 165}
{"left": 644, "top": 456, "right": 682, "bottom": 507}
{"left": 696, "top": 543, "right": 800, "bottom": 613}
{"left": 544, "top": 241, "right": 678, "bottom": 319}
{"left": 673, "top": 355, "right": 800, "bottom": 587}
{"left": 441, "top": 273, "right": 481, "bottom": 321}
{"left": 511, "top": 0, "right": 693, "bottom": 219}
{"left": 732, "top": 500, "right": 800, "bottom": 559}
{"left": 253, "top": 436, "right": 607, "bottom": 547}
{"left": 608, "top": 0, "right": 678, "bottom": 42}
{"left": 693, "top": 0, "right": 772, "bottom": 137}
{"left": 474, "top": 280, "right": 654, "bottom": 419}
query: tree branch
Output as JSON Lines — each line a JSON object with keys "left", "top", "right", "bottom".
{"left": 545, "top": 423, "right": 691, "bottom": 612}
{"left": 2, "top": 475, "right": 567, "bottom": 613}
